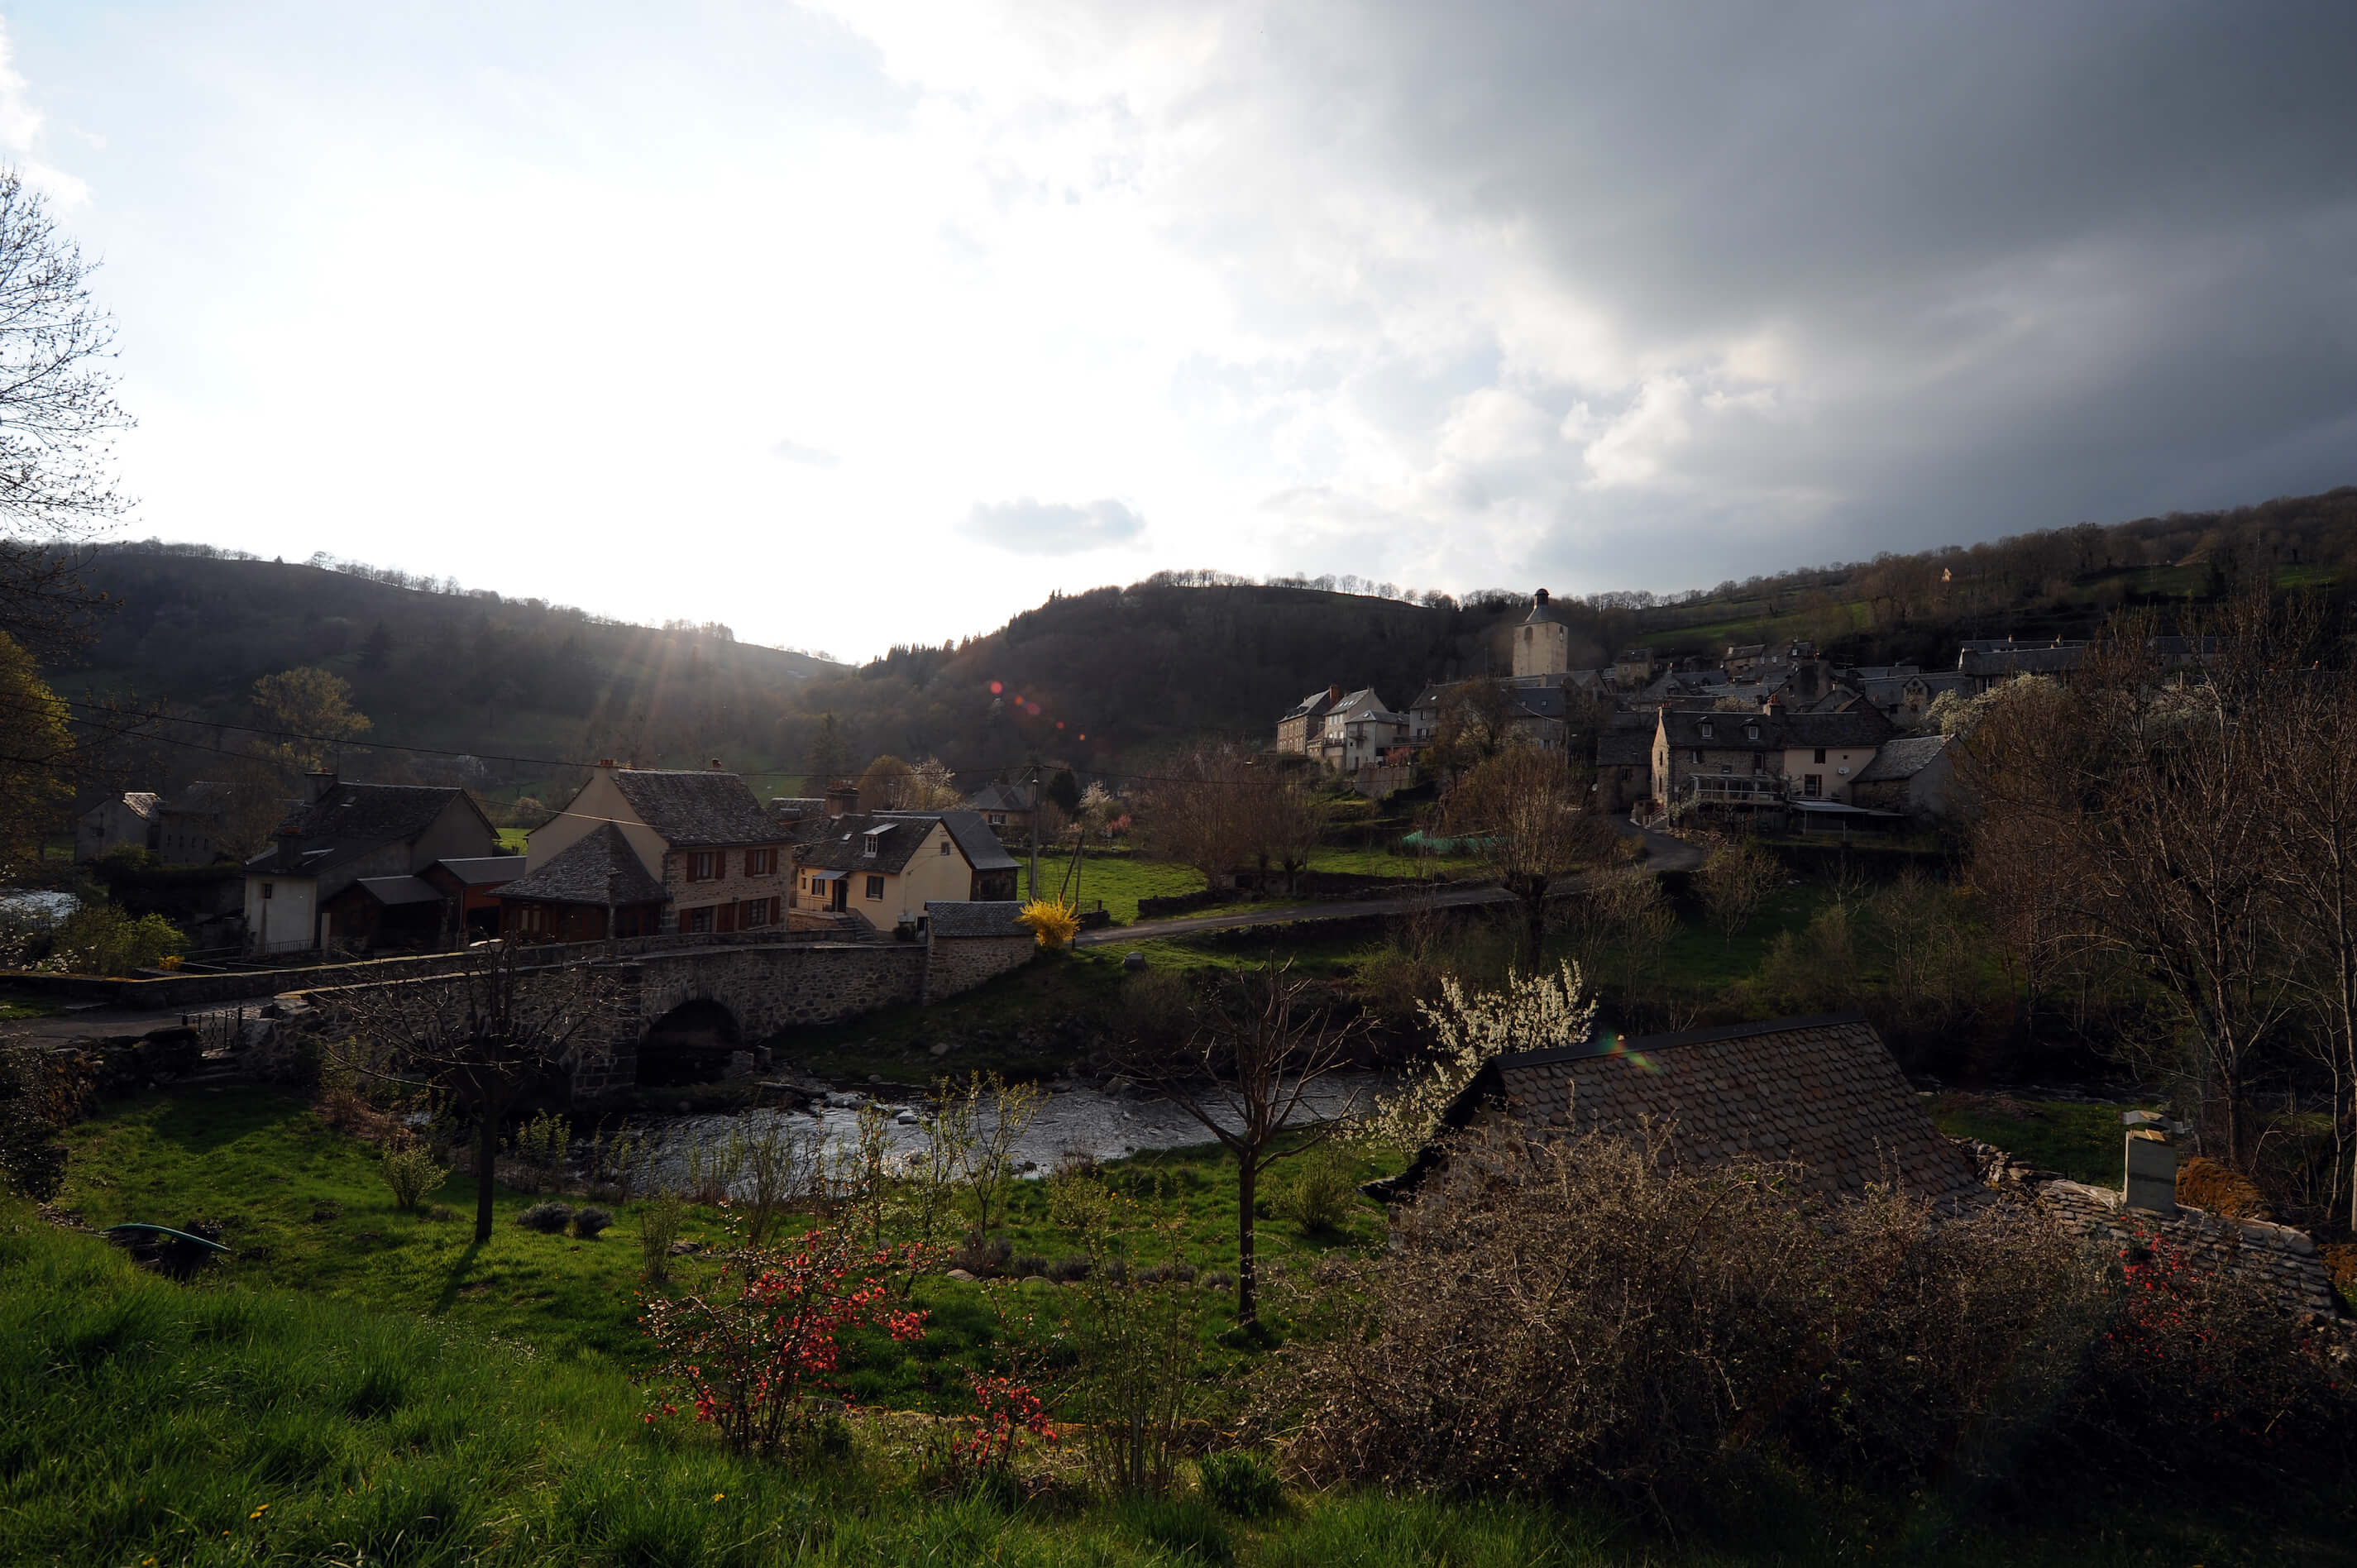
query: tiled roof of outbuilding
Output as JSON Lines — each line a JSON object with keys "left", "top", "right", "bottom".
{"left": 610, "top": 769, "right": 782, "bottom": 847}
{"left": 924, "top": 900, "right": 1028, "bottom": 937}
{"left": 497, "top": 823, "right": 667, "bottom": 907}
{"left": 1383, "top": 1013, "right": 1981, "bottom": 1208}
{"left": 796, "top": 810, "right": 1015, "bottom": 875}
{"left": 1854, "top": 734, "right": 1952, "bottom": 783}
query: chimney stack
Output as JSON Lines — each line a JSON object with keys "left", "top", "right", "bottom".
{"left": 825, "top": 780, "right": 860, "bottom": 818}
{"left": 306, "top": 769, "right": 339, "bottom": 803}
{"left": 2124, "top": 1126, "right": 2178, "bottom": 1215}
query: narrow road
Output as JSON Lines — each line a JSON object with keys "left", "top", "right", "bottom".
{"left": 1077, "top": 816, "right": 1702, "bottom": 948}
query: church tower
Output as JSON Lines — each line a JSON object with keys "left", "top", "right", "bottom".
{"left": 1513, "top": 588, "right": 1570, "bottom": 678}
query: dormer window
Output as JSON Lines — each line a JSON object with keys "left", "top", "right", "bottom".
{"left": 863, "top": 834, "right": 880, "bottom": 858}
{"left": 1745, "top": 723, "right": 1759, "bottom": 740}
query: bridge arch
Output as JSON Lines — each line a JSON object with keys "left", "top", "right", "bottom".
{"left": 636, "top": 997, "right": 743, "bottom": 1086}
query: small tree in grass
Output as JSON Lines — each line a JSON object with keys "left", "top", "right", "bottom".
{"left": 641, "top": 1223, "right": 930, "bottom": 1460}
{"left": 1439, "top": 744, "right": 1613, "bottom": 962}
{"left": 324, "top": 940, "right": 627, "bottom": 1243}
{"left": 1116, "top": 956, "right": 1363, "bottom": 1326}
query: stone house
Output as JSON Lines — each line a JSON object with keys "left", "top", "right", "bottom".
{"left": 1376, "top": 1013, "right": 1985, "bottom": 1211}
{"left": 1317, "top": 687, "right": 1410, "bottom": 777}
{"left": 790, "top": 810, "right": 1019, "bottom": 933}
{"left": 1848, "top": 734, "right": 1957, "bottom": 819}
{"left": 1593, "top": 711, "right": 1656, "bottom": 814}
{"left": 242, "top": 775, "right": 503, "bottom": 955}
{"left": 76, "top": 791, "right": 160, "bottom": 862}
{"left": 1652, "top": 707, "right": 1894, "bottom": 811}
{"left": 505, "top": 763, "right": 796, "bottom": 940}
{"left": 1276, "top": 686, "right": 1343, "bottom": 755}
{"left": 965, "top": 781, "right": 1035, "bottom": 833}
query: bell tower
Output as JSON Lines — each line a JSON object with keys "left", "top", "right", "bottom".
{"left": 1513, "top": 588, "right": 1570, "bottom": 678}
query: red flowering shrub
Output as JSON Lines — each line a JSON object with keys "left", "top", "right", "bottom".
{"left": 949, "top": 1373, "right": 1057, "bottom": 1478}
{"left": 642, "top": 1224, "right": 930, "bottom": 1460}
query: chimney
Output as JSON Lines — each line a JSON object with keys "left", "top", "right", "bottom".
{"left": 1327, "top": 685, "right": 1342, "bottom": 705}
{"left": 709, "top": 758, "right": 724, "bottom": 770}
{"left": 2124, "top": 1127, "right": 2178, "bottom": 1215}
{"left": 825, "top": 780, "right": 859, "bottom": 818}
{"left": 306, "top": 769, "right": 339, "bottom": 803}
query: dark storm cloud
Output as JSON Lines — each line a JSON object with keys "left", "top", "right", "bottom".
{"left": 1186, "top": 0, "right": 2357, "bottom": 586}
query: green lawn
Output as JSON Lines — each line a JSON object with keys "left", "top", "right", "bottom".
{"left": 1303, "top": 846, "right": 1484, "bottom": 880}
{"left": 1028, "top": 849, "right": 1205, "bottom": 924}
{"left": 1652, "top": 882, "right": 1833, "bottom": 992}
{"left": 1926, "top": 1093, "right": 2154, "bottom": 1187}
{"left": 496, "top": 827, "right": 529, "bottom": 853}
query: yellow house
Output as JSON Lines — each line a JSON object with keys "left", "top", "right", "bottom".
{"left": 505, "top": 763, "right": 793, "bottom": 939}
{"left": 791, "top": 810, "right": 1020, "bottom": 933}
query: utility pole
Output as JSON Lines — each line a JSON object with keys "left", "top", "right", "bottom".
{"left": 1027, "top": 757, "right": 1041, "bottom": 901}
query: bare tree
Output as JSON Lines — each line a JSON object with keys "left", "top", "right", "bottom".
{"left": 1440, "top": 745, "right": 1612, "bottom": 962}
{"left": 1696, "top": 838, "right": 1780, "bottom": 944}
{"left": 1252, "top": 774, "right": 1327, "bottom": 897}
{"left": 1117, "top": 958, "right": 1362, "bottom": 1325}
{"left": 323, "top": 943, "right": 629, "bottom": 1241}
{"left": 1135, "top": 745, "right": 1259, "bottom": 892}
{"left": 0, "top": 169, "right": 131, "bottom": 541}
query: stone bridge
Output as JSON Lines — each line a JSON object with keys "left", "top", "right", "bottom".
{"left": 298, "top": 912, "right": 1037, "bottom": 1101}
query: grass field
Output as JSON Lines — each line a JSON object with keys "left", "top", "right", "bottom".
{"left": 12, "top": 1095, "right": 2340, "bottom": 1566}
{"left": 1925, "top": 1093, "right": 2154, "bottom": 1187}
{"left": 1027, "top": 849, "right": 1206, "bottom": 924}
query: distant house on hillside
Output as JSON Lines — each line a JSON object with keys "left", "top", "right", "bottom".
{"left": 789, "top": 810, "right": 1019, "bottom": 933}
{"left": 1277, "top": 686, "right": 1345, "bottom": 755}
{"left": 966, "top": 781, "right": 1035, "bottom": 832}
{"left": 155, "top": 782, "right": 247, "bottom": 866}
{"left": 243, "top": 775, "right": 502, "bottom": 955}
{"left": 77, "top": 792, "right": 160, "bottom": 862}
{"left": 501, "top": 763, "right": 793, "bottom": 941}
{"left": 1317, "top": 687, "right": 1410, "bottom": 778}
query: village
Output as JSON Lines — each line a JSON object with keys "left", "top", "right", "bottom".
{"left": 4, "top": 7, "right": 2356, "bottom": 1563}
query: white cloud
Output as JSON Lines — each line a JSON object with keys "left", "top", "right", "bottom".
{"left": 0, "top": 22, "right": 85, "bottom": 206}
{"left": 963, "top": 496, "right": 1146, "bottom": 555}
{"left": 772, "top": 438, "right": 839, "bottom": 467}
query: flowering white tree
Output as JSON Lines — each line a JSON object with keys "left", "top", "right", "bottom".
{"left": 1368, "top": 960, "right": 1596, "bottom": 1150}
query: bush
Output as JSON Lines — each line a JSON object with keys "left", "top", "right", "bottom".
{"left": 1268, "top": 1123, "right": 2356, "bottom": 1506}
{"left": 42, "top": 904, "right": 189, "bottom": 977}
{"left": 1271, "top": 1142, "right": 1358, "bottom": 1233}
{"left": 1198, "top": 1449, "right": 1284, "bottom": 1518}
{"left": 379, "top": 1144, "right": 447, "bottom": 1212}
{"left": 571, "top": 1206, "right": 612, "bottom": 1240}
{"left": 516, "top": 1202, "right": 573, "bottom": 1234}
{"left": 638, "top": 1191, "right": 686, "bottom": 1280}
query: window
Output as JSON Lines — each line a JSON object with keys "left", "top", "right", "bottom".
{"left": 865, "top": 874, "right": 885, "bottom": 901}
{"left": 1699, "top": 719, "right": 1714, "bottom": 739}
{"left": 1745, "top": 723, "right": 1758, "bottom": 740}
{"left": 743, "top": 897, "right": 773, "bottom": 927}
{"left": 686, "top": 851, "right": 719, "bottom": 882}
{"left": 1805, "top": 774, "right": 1823, "bottom": 797}
{"left": 684, "top": 906, "right": 714, "bottom": 935}
{"left": 1689, "top": 749, "right": 1702, "bottom": 765}
{"left": 262, "top": 883, "right": 275, "bottom": 899}
{"left": 939, "top": 838, "right": 952, "bottom": 855}
{"left": 1814, "top": 748, "right": 1827, "bottom": 764}
{"left": 863, "top": 835, "right": 879, "bottom": 858}
{"left": 745, "top": 847, "right": 777, "bottom": 876}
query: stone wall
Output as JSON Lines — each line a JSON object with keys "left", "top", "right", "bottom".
{"left": 925, "top": 933, "right": 1035, "bottom": 999}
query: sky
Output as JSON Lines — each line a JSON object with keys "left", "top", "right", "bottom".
{"left": 5, "top": 2, "right": 2355, "bottom": 661}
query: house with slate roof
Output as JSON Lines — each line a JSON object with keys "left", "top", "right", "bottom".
{"left": 1849, "top": 733, "right": 1957, "bottom": 819}
{"left": 1275, "top": 686, "right": 1344, "bottom": 756}
{"left": 76, "top": 791, "right": 160, "bottom": 862}
{"left": 503, "top": 762, "right": 795, "bottom": 940}
{"left": 242, "top": 775, "right": 503, "bottom": 955}
{"left": 789, "top": 810, "right": 1019, "bottom": 934}
{"left": 966, "top": 781, "right": 1035, "bottom": 833}
{"left": 1375, "top": 1013, "right": 1985, "bottom": 1212}
{"left": 1594, "top": 711, "right": 1656, "bottom": 814}
{"left": 1652, "top": 705, "right": 1895, "bottom": 813}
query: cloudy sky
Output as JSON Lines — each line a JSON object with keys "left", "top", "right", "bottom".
{"left": 8, "top": 2, "right": 2355, "bottom": 659}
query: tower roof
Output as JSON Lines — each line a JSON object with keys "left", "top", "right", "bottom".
{"left": 1523, "top": 588, "right": 1564, "bottom": 627}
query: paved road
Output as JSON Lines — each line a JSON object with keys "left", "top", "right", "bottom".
{"left": 1077, "top": 817, "right": 1703, "bottom": 948}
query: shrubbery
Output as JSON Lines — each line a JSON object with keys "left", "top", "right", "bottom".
{"left": 378, "top": 1143, "right": 447, "bottom": 1212}
{"left": 1265, "top": 1124, "right": 2355, "bottom": 1508}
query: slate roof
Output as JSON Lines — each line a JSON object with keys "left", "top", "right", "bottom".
{"left": 1382, "top": 1013, "right": 1982, "bottom": 1208}
{"left": 967, "top": 782, "right": 1035, "bottom": 814}
{"left": 609, "top": 769, "right": 782, "bottom": 847}
{"left": 1854, "top": 734, "right": 1952, "bottom": 783}
{"left": 113, "top": 791, "right": 160, "bottom": 820}
{"left": 1958, "top": 645, "right": 2084, "bottom": 678}
{"left": 795, "top": 810, "right": 1016, "bottom": 875}
{"left": 161, "top": 781, "right": 241, "bottom": 817}
{"left": 1657, "top": 707, "right": 1895, "bottom": 752}
{"left": 351, "top": 874, "right": 444, "bottom": 906}
{"left": 1595, "top": 713, "right": 1656, "bottom": 767}
{"left": 1279, "top": 688, "right": 1341, "bottom": 723}
{"left": 1522, "top": 589, "right": 1564, "bottom": 626}
{"left": 497, "top": 822, "right": 667, "bottom": 907}
{"left": 924, "top": 900, "right": 1028, "bottom": 937}
{"left": 432, "top": 855, "right": 526, "bottom": 886}
{"left": 2034, "top": 1181, "right": 2340, "bottom": 1317}
{"left": 244, "top": 783, "right": 476, "bottom": 878}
